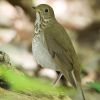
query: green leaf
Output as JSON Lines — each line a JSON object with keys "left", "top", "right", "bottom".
{"left": 89, "top": 82, "right": 100, "bottom": 92}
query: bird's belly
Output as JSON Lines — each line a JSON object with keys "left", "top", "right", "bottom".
{"left": 32, "top": 37, "right": 58, "bottom": 70}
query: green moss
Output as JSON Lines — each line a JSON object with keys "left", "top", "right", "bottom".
{"left": 0, "top": 64, "right": 68, "bottom": 95}
{"left": 0, "top": 64, "right": 72, "bottom": 100}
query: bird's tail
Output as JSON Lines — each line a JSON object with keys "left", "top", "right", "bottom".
{"left": 68, "top": 70, "right": 86, "bottom": 100}
{"left": 61, "top": 69, "right": 85, "bottom": 100}
{"left": 79, "top": 85, "right": 85, "bottom": 100}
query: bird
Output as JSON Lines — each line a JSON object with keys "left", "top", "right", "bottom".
{"left": 32, "top": 4, "right": 85, "bottom": 100}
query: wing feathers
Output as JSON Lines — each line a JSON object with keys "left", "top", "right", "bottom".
{"left": 44, "top": 21, "right": 80, "bottom": 84}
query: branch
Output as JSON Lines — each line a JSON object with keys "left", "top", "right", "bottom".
{"left": 0, "top": 51, "right": 72, "bottom": 100}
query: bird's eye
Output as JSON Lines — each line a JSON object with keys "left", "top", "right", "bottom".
{"left": 45, "top": 9, "right": 48, "bottom": 12}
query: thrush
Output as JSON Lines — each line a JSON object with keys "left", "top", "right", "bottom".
{"left": 32, "top": 4, "right": 85, "bottom": 100}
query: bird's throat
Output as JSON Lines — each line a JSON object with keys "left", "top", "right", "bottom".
{"left": 35, "top": 12, "right": 51, "bottom": 32}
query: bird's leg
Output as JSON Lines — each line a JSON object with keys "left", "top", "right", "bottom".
{"left": 53, "top": 73, "right": 63, "bottom": 86}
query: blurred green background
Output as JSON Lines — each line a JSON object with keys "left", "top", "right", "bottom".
{"left": 0, "top": 0, "right": 100, "bottom": 100}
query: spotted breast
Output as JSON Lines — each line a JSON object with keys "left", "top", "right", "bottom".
{"left": 32, "top": 12, "right": 58, "bottom": 70}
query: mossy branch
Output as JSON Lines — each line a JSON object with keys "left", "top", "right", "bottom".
{"left": 0, "top": 51, "right": 72, "bottom": 100}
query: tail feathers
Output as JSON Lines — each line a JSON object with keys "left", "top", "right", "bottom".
{"left": 67, "top": 70, "right": 86, "bottom": 100}
{"left": 60, "top": 68, "right": 85, "bottom": 100}
{"left": 79, "top": 85, "right": 85, "bottom": 100}
{"left": 71, "top": 70, "right": 86, "bottom": 100}
{"left": 69, "top": 70, "right": 78, "bottom": 88}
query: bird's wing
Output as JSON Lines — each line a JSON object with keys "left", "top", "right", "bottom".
{"left": 44, "top": 22, "right": 77, "bottom": 69}
{"left": 44, "top": 22, "right": 81, "bottom": 87}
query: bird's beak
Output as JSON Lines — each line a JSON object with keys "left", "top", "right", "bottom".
{"left": 32, "top": 6, "right": 36, "bottom": 12}
{"left": 32, "top": 6, "right": 40, "bottom": 13}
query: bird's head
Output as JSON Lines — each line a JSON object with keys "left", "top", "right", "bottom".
{"left": 32, "top": 4, "right": 55, "bottom": 20}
